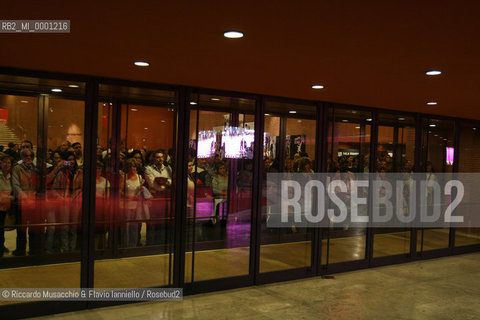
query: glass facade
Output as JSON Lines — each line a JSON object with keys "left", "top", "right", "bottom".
{"left": 0, "top": 71, "right": 479, "bottom": 316}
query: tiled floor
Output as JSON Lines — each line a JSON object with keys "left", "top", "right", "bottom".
{"left": 32, "top": 252, "right": 480, "bottom": 320}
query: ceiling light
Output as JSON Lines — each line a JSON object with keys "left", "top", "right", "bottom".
{"left": 355, "top": 126, "right": 360, "bottom": 129}
{"left": 190, "top": 102, "right": 197, "bottom": 105}
{"left": 68, "top": 84, "right": 79, "bottom": 88}
{"left": 342, "top": 120, "right": 349, "bottom": 122}
{"left": 427, "top": 102, "right": 438, "bottom": 105}
{"left": 289, "top": 110, "right": 297, "bottom": 114}
{"left": 398, "top": 117, "right": 405, "bottom": 121}
{"left": 134, "top": 61, "right": 149, "bottom": 67}
{"left": 366, "top": 118, "right": 372, "bottom": 122}
{"left": 144, "top": 127, "right": 148, "bottom": 130}
{"left": 434, "top": 134, "right": 438, "bottom": 136}
{"left": 224, "top": 31, "right": 244, "bottom": 39}
{"left": 425, "top": 70, "right": 442, "bottom": 76}
{"left": 312, "top": 85, "right": 324, "bottom": 89}
{"left": 297, "top": 120, "right": 302, "bottom": 123}
{"left": 20, "top": 100, "right": 29, "bottom": 104}
{"left": 264, "top": 113, "right": 271, "bottom": 116}
{"left": 211, "top": 98, "right": 220, "bottom": 101}
{"left": 429, "top": 124, "right": 436, "bottom": 127}
{"left": 161, "top": 120, "right": 166, "bottom": 123}
{"left": 131, "top": 108, "right": 138, "bottom": 112}
{"left": 51, "top": 88, "right": 62, "bottom": 92}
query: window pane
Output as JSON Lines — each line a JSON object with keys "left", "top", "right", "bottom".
{"left": 185, "top": 94, "right": 255, "bottom": 282}
{"left": 322, "top": 107, "right": 371, "bottom": 265}
{"left": 373, "top": 114, "right": 415, "bottom": 258}
{"left": 0, "top": 75, "right": 85, "bottom": 306}
{"left": 260, "top": 101, "right": 316, "bottom": 273}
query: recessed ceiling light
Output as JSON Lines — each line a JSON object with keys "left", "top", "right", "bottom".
{"left": 144, "top": 127, "right": 148, "bottom": 130}
{"left": 264, "top": 113, "right": 271, "bottom": 116}
{"left": 427, "top": 101, "right": 438, "bottom": 105}
{"left": 434, "top": 134, "right": 438, "bottom": 136}
{"left": 297, "top": 120, "right": 302, "bottom": 123}
{"left": 190, "top": 102, "right": 197, "bottom": 105}
{"left": 355, "top": 126, "right": 360, "bottom": 129}
{"left": 68, "top": 84, "right": 79, "bottom": 88}
{"left": 134, "top": 61, "right": 149, "bottom": 67}
{"left": 51, "top": 88, "right": 62, "bottom": 92}
{"left": 312, "top": 85, "right": 324, "bottom": 89}
{"left": 289, "top": 110, "right": 297, "bottom": 114}
{"left": 161, "top": 120, "right": 166, "bottom": 123}
{"left": 211, "top": 98, "right": 220, "bottom": 101}
{"left": 398, "top": 117, "right": 405, "bottom": 121}
{"left": 224, "top": 31, "right": 244, "bottom": 39}
{"left": 426, "top": 70, "right": 442, "bottom": 76}
{"left": 131, "top": 108, "right": 138, "bottom": 112}
{"left": 429, "top": 124, "right": 436, "bottom": 127}
{"left": 342, "top": 119, "right": 349, "bottom": 122}
{"left": 20, "top": 100, "right": 29, "bottom": 104}
{"left": 366, "top": 118, "right": 372, "bottom": 122}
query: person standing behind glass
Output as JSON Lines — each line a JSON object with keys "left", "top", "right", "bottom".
{"left": 144, "top": 150, "right": 172, "bottom": 245}
{"left": 44, "top": 151, "right": 66, "bottom": 254}
{"left": 129, "top": 150, "right": 147, "bottom": 245}
{"left": 121, "top": 159, "right": 144, "bottom": 247}
{"left": 212, "top": 161, "right": 229, "bottom": 223}
{"left": 0, "top": 155, "right": 13, "bottom": 257}
{"left": 12, "top": 148, "right": 39, "bottom": 256}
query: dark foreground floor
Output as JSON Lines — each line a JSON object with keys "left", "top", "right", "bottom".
{"left": 33, "top": 252, "right": 480, "bottom": 320}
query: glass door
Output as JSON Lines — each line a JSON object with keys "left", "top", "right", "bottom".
{"left": 185, "top": 94, "right": 255, "bottom": 283}
{"left": 259, "top": 101, "right": 316, "bottom": 274}
{"left": 373, "top": 113, "right": 416, "bottom": 258}
{"left": 93, "top": 84, "right": 176, "bottom": 288}
{"left": 323, "top": 108, "right": 371, "bottom": 266}
{"left": 418, "top": 118, "right": 454, "bottom": 253}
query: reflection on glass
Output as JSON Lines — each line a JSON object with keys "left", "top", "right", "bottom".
{"left": 94, "top": 86, "right": 176, "bottom": 288}
{"left": 373, "top": 114, "right": 415, "bottom": 258}
{"left": 0, "top": 87, "right": 84, "bottom": 305}
{"left": 260, "top": 102, "right": 315, "bottom": 273}
{"left": 455, "top": 122, "right": 480, "bottom": 246}
{"left": 322, "top": 108, "right": 370, "bottom": 265}
{"left": 185, "top": 95, "right": 255, "bottom": 282}
{"left": 417, "top": 118, "right": 454, "bottom": 252}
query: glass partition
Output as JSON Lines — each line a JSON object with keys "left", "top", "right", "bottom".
{"left": 0, "top": 75, "right": 85, "bottom": 306}
{"left": 418, "top": 118, "right": 454, "bottom": 252}
{"left": 93, "top": 84, "right": 176, "bottom": 288}
{"left": 373, "top": 113, "right": 415, "bottom": 258}
{"left": 455, "top": 122, "right": 480, "bottom": 246}
{"left": 185, "top": 94, "right": 255, "bottom": 282}
{"left": 322, "top": 107, "right": 371, "bottom": 265}
{"left": 259, "top": 101, "right": 316, "bottom": 273}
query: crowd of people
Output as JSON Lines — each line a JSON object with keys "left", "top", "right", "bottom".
{"left": 0, "top": 139, "right": 180, "bottom": 257}
{"left": 0, "top": 138, "right": 424, "bottom": 257}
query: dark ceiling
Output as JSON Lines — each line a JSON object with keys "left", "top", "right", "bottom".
{"left": 1, "top": 0, "right": 479, "bottom": 119}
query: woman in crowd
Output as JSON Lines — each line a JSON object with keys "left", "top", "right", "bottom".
{"left": 95, "top": 160, "right": 110, "bottom": 249}
{"left": 212, "top": 161, "right": 229, "bottom": 223}
{"left": 121, "top": 158, "right": 144, "bottom": 247}
{"left": 0, "top": 155, "right": 13, "bottom": 257}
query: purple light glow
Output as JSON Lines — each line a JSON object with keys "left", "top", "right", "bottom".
{"left": 446, "top": 147, "right": 454, "bottom": 165}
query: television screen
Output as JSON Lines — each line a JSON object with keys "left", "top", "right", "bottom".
{"left": 197, "top": 130, "right": 217, "bottom": 158}
{"left": 222, "top": 127, "right": 256, "bottom": 159}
